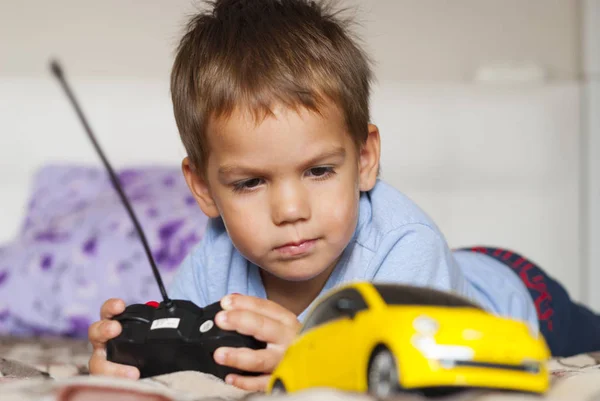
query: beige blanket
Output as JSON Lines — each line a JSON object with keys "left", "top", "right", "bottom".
{"left": 1, "top": 336, "right": 600, "bottom": 401}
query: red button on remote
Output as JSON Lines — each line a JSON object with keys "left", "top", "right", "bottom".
{"left": 145, "top": 301, "right": 160, "bottom": 308}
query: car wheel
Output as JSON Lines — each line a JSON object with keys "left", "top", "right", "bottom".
{"left": 271, "top": 379, "right": 287, "bottom": 395}
{"left": 367, "top": 347, "right": 400, "bottom": 398}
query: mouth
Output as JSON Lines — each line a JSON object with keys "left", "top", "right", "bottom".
{"left": 274, "top": 239, "right": 318, "bottom": 257}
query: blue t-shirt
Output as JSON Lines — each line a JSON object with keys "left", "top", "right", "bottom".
{"left": 168, "top": 179, "right": 539, "bottom": 331}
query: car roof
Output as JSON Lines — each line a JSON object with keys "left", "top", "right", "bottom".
{"left": 320, "top": 281, "right": 481, "bottom": 309}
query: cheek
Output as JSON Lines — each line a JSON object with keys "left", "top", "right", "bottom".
{"left": 217, "top": 195, "right": 270, "bottom": 252}
{"left": 315, "top": 180, "right": 360, "bottom": 241}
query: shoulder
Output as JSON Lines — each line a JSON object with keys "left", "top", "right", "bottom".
{"left": 355, "top": 179, "right": 445, "bottom": 251}
{"left": 166, "top": 217, "right": 242, "bottom": 305}
{"left": 339, "top": 180, "right": 473, "bottom": 295}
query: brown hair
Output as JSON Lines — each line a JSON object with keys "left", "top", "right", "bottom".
{"left": 170, "top": 0, "right": 373, "bottom": 174}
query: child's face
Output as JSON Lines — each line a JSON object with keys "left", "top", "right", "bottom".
{"left": 183, "top": 100, "right": 380, "bottom": 283}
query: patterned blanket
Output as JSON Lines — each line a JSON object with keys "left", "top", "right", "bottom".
{"left": 2, "top": 336, "right": 600, "bottom": 401}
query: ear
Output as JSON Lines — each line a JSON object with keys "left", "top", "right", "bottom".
{"left": 182, "top": 157, "right": 220, "bottom": 218}
{"left": 358, "top": 124, "right": 381, "bottom": 192}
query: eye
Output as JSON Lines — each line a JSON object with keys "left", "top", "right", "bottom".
{"left": 232, "top": 178, "right": 263, "bottom": 193}
{"left": 307, "top": 166, "right": 335, "bottom": 178}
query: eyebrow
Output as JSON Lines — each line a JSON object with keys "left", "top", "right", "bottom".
{"left": 218, "top": 147, "right": 347, "bottom": 179}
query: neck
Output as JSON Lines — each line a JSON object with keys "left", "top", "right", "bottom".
{"left": 260, "top": 261, "right": 338, "bottom": 316}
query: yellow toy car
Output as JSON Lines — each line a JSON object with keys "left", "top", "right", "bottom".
{"left": 267, "top": 282, "right": 550, "bottom": 397}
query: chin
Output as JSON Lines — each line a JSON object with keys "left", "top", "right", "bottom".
{"left": 271, "top": 259, "right": 334, "bottom": 282}
{"left": 278, "top": 272, "right": 324, "bottom": 282}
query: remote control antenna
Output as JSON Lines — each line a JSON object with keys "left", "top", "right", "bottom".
{"left": 50, "top": 60, "right": 172, "bottom": 307}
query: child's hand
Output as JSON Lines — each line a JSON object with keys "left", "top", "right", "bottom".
{"left": 87, "top": 298, "right": 140, "bottom": 379}
{"left": 213, "top": 294, "right": 301, "bottom": 392}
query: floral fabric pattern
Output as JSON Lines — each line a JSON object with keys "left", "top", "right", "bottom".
{"left": 0, "top": 165, "right": 209, "bottom": 337}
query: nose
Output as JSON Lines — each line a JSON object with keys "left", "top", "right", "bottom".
{"left": 271, "top": 181, "right": 311, "bottom": 226}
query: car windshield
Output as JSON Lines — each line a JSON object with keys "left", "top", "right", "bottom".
{"left": 374, "top": 284, "right": 482, "bottom": 309}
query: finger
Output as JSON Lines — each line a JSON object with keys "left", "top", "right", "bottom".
{"left": 89, "top": 349, "right": 140, "bottom": 379}
{"left": 88, "top": 320, "right": 122, "bottom": 350}
{"left": 215, "top": 310, "right": 296, "bottom": 345}
{"left": 225, "top": 373, "right": 271, "bottom": 392}
{"left": 221, "top": 295, "right": 300, "bottom": 329}
{"left": 100, "top": 298, "right": 126, "bottom": 320}
{"left": 214, "top": 346, "right": 282, "bottom": 373}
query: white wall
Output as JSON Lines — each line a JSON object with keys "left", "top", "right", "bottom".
{"left": 0, "top": 1, "right": 588, "bottom": 303}
{"left": 350, "top": 0, "right": 582, "bottom": 82}
{"left": 583, "top": 0, "right": 600, "bottom": 311}
{"left": 372, "top": 82, "right": 582, "bottom": 301}
{"left": 0, "top": 0, "right": 581, "bottom": 82}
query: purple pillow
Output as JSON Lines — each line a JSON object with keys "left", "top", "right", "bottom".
{"left": 0, "top": 164, "right": 209, "bottom": 337}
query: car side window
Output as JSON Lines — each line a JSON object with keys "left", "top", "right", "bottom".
{"left": 300, "top": 301, "right": 336, "bottom": 333}
{"left": 333, "top": 288, "right": 368, "bottom": 318}
{"left": 373, "top": 283, "right": 482, "bottom": 309}
{"left": 300, "top": 288, "right": 369, "bottom": 333}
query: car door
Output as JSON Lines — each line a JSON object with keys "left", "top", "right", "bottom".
{"left": 302, "top": 289, "right": 368, "bottom": 391}
{"left": 297, "top": 300, "right": 337, "bottom": 388}
{"left": 330, "top": 289, "right": 369, "bottom": 390}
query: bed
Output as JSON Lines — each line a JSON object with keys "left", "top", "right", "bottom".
{"left": 2, "top": 335, "right": 600, "bottom": 401}
{"left": 2, "top": 166, "right": 600, "bottom": 401}
{"left": 0, "top": 77, "right": 594, "bottom": 400}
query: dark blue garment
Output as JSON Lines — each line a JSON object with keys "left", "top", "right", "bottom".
{"left": 463, "top": 247, "right": 600, "bottom": 357}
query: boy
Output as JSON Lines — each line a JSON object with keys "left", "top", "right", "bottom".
{"left": 88, "top": 0, "right": 600, "bottom": 392}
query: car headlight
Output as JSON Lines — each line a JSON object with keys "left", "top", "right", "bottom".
{"left": 413, "top": 315, "right": 439, "bottom": 335}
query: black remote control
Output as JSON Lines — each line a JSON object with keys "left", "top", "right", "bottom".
{"left": 50, "top": 60, "right": 267, "bottom": 380}
{"left": 106, "top": 300, "right": 266, "bottom": 378}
